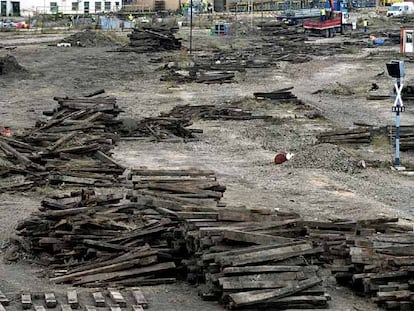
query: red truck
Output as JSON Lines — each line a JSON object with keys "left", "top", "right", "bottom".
{"left": 303, "top": 13, "right": 343, "bottom": 37}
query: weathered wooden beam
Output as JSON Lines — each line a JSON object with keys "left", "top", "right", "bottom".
{"left": 21, "top": 293, "right": 32, "bottom": 310}
{"left": 92, "top": 292, "right": 106, "bottom": 307}
{"left": 46, "top": 132, "right": 78, "bottom": 152}
{"left": 220, "top": 243, "right": 321, "bottom": 266}
{"left": 51, "top": 255, "right": 157, "bottom": 284}
{"left": 60, "top": 304, "right": 72, "bottom": 311}
{"left": 34, "top": 306, "right": 46, "bottom": 311}
{"left": 0, "top": 290, "right": 9, "bottom": 306}
{"left": 223, "top": 229, "right": 293, "bottom": 245}
{"left": 227, "top": 276, "right": 322, "bottom": 309}
{"left": 45, "top": 293, "right": 57, "bottom": 308}
{"left": 67, "top": 290, "right": 78, "bottom": 309}
{"left": 132, "top": 289, "right": 148, "bottom": 309}
{"left": 108, "top": 289, "right": 126, "bottom": 307}
{"left": 75, "top": 262, "right": 176, "bottom": 285}
{"left": 0, "top": 141, "right": 45, "bottom": 171}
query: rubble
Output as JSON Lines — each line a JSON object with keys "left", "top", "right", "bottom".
{"left": 160, "top": 104, "right": 272, "bottom": 121}
{"left": 0, "top": 54, "right": 25, "bottom": 75}
{"left": 285, "top": 143, "right": 357, "bottom": 173}
{"left": 61, "top": 30, "right": 119, "bottom": 47}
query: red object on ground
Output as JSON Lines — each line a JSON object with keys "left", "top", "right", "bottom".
{"left": 303, "top": 15, "right": 342, "bottom": 30}
{"left": 274, "top": 152, "right": 288, "bottom": 164}
{"left": 0, "top": 127, "right": 12, "bottom": 137}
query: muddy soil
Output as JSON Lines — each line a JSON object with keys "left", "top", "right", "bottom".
{"left": 0, "top": 28, "right": 413, "bottom": 310}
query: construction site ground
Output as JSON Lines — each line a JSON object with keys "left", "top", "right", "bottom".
{"left": 1, "top": 24, "right": 414, "bottom": 311}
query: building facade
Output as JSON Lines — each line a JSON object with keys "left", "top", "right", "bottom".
{"left": 19, "top": 0, "right": 122, "bottom": 16}
{"left": 1, "top": 0, "right": 20, "bottom": 16}
{"left": 122, "top": 0, "right": 180, "bottom": 11}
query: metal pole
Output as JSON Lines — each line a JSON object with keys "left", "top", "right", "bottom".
{"left": 395, "top": 78, "right": 401, "bottom": 167}
{"left": 190, "top": 0, "right": 193, "bottom": 54}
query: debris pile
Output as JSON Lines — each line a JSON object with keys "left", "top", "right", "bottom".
{"left": 61, "top": 30, "right": 119, "bottom": 47}
{"left": 118, "top": 116, "right": 201, "bottom": 142}
{"left": 315, "top": 218, "right": 414, "bottom": 311}
{"left": 122, "top": 26, "right": 181, "bottom": 53}
{"left": 254, "top": 87, "right": 301, "bottom": 102}
{"left": 0, "top": 54, "right": 25, "bottom": 75}
{"left": 160, "top": 104, "right": 272, "bottom": 121}
{"left": 161, "top": 68, "right": 236, "bottom": 84}
{"left": 0, "top": 92, "right": 211, "bottom": 192}
{"left": 0, "top": 94, "right": 125, "bottom": 192}
{"left": 14, "top": 175, "right": 414, "bottom": 310}
{"left": 285, "top": 143, "right": 357, "bottom": 173}
{"left": 15, "top": 189, "right": 178, "bottom": 287}
{"left": 253, "top": 88, "right": 316, "bottom": 114}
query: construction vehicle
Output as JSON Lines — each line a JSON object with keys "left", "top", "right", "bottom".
{"left": 380, "top": 0, "right": 403, "bottom": 6}
{"left": 303, "top": 0, "right": 344, "bottom": 37}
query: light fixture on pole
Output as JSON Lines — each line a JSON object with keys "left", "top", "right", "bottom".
{"left": 386, "top": 60, "right": 406, "bottom": 168}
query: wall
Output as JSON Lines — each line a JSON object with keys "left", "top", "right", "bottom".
{"left": 124, "top": 0, "right": 180, "bottom": 11}
{"left": 19, "top": 0, "right": 122, "bottom": 16}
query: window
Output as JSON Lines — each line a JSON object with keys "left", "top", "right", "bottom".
{"left": 50, "top": 2, "right": 58, "bottom": 13}
{"left": 115, "top": 1, "right": 119, "bottom": 9}
{"left": 104, "top": 1, "right": 111, "bottom": 11}
{"left": 84, "top": 1, "right": 89, "bottom": 14}
{"left": 72, "top": 2, "right": 79, "bottom": 11}
{"left": 95, "top": 1, "right": 102, "bottom": 12}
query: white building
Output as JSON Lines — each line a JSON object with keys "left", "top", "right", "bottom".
{"left": 1, "top": 0, "right": 21, "bottom": 16}
{"left": 19, "top": 0, "right": 122, "bottom": 16}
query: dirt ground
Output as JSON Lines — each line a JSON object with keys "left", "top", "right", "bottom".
{"left": 1, "top": 23, "right": 414, "bottom": 310}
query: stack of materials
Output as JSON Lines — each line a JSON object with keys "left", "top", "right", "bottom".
{"left": 0, "top": 92, "right": 208, "bottom": 192}
{"left": 160, "top": 104, "right": 272, "bottom": 121}
{"left": 16, "top": 189, "right": 177, "bottom": 287}
{"left": 124, "top": 26, "right": 181, "bottom": 53}
{"left": 160, "top": 68, "right": 236, "bottom": 84}
{"left": 15, "top": 178, "right": 414, "bottom": 310}
{"left": 120, "top": 116, "right": 201, "bottom": 142}
{"left": 388, "top": 125, "right": 414, "bottom": 150}
{"left": 0, "top": 94, "right": 125, "bottom": 192}
{"left": 253, "top": 87, "right": 303, "bottom": 103}
{"left": 127, "top": 167, "right": 226, "bottom": 208}
{"left": 304, "top": 218, "right": 414, "bottom": 311}
{"left": 183, "top": 213, "right": 329, "bottom": 310}
{"left": 317, "top": 127, "right": 372, "bottom": 144}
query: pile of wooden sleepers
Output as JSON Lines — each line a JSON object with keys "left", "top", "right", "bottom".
{"left": 123, "top": 26, "right": 181, "bottom": 53}
{"left": 317, "top": 127, "right": 372, "bottom": 144}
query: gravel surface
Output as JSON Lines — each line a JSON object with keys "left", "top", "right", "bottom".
{"left": 0, "top": 28, "right": 413, "bottom": 311}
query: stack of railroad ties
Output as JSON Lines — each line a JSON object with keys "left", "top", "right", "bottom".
{"left": 0, "top": 91, "right": 276, "bottom": 193}
{"left": 0, "top": 91, "right": 204, "bottom": 192}
{"left": 14, "top": 168, "right": 414, "bottom": 310}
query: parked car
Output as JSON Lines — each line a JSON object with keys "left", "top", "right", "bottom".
{"left": 387, "top": 2, "right": 414, "bottom": 17}
{"left": 0, "top": 20, "right": 17, "bottom": 28}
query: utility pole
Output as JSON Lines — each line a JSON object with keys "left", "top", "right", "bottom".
{"left": 190, "top": 0, "right": 193, "bottom": 54}
{"left": 386, "top": 60, "right": 406, "bottom": 168}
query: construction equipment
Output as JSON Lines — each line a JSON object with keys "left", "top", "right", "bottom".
{"left": 303, "top": 0, "right": 343, "bottom": 37}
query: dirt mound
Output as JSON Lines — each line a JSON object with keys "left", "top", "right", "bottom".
{"left": 286, "top": 143, "right": 357, "bottom": 173}
{"left": 61, "top": 30, "right": 118, "bottom": 47}
{"left": 0, "top": 55, "right": 25, "bottom": 75}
